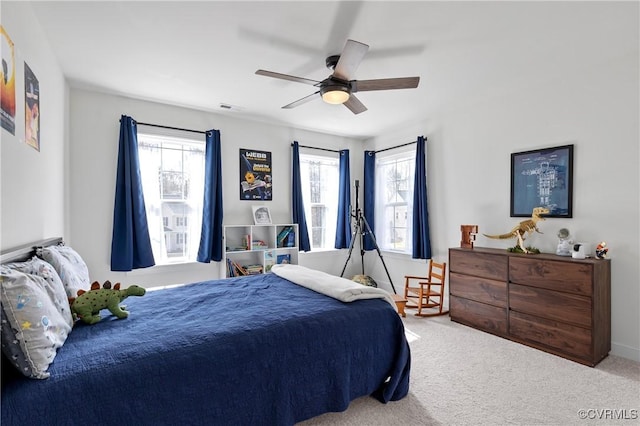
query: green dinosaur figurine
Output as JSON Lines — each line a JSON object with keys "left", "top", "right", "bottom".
{"left": 71, "top": 281, "right": 146, "bottom": 324}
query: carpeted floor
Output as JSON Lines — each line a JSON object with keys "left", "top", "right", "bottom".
{"left": 299, "top": 313, "right": 640, "bottom": 425}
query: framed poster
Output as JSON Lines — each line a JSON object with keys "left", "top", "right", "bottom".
{"left": 1, "top": 26, "right": 16, "bottom": 135}
{"left": 240, "top": 148, "right": 272, "bottom": 200}
{"left": 510, "top": 144, "right": 573, "bottom": 218}
{"left": 24, "top": 62, "right": 40, "bottom": 151}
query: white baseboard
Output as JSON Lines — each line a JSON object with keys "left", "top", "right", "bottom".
{"left": 611, "top": 342, "right": 640, "bottom": 362}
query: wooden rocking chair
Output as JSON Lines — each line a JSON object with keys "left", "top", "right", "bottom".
{"left": 404, "top": 260, "right": 448, "bottom": 317}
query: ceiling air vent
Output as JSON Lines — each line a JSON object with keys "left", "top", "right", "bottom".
{"left": 219, "top": 103, "right": 243, "bottom": 112}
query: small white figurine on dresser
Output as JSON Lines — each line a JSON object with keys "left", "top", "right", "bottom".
{"left": 556, "top": 228, "right": 573, "bottom": 256}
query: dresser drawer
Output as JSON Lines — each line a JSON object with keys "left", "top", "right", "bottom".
{"left": 510, "top": 311, "right": 592, "bottom": 359}
{"left": 509, "top": 257, "right": 592, "bottom": 296}
{"left": 450, "top": 250, "right": 508, "bottom": 281}
{"left": 509, "top": 283, "right": 592, "bottom": 328}
{"left": 450, "top": 272, "right": 507, "bottom": 308}
{"left": 450, "top": 296, "right": 507, "bottom": 335}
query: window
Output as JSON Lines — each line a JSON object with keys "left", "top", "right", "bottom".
{"left": 299, "top": 153, "right": 339, "bottom": 249}
{"left": 138, "top": 133, "right": 205, "bottom": 264}
{"left": 374, "top": 150, "right": 415, "bottom": 254}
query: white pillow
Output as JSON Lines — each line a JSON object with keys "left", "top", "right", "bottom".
{"left": 1, "top": 257, "right": 73, "bottom": 379}
{"left": 39, "top": 245, "right": 90, "bottom": 299}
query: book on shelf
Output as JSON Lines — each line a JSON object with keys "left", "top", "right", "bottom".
{"left": 244, "top": 264, "right": 264, "bottom": 275}
{"left": 227, "top": 259, "right": 249, "bottom": 277}
{"left": 241, "top": 234, "right": 251, "bottom": 250}
{"left": 277, "top": 226, "right": 295, "bottom": 247}
{"left": 285, "top": 232, "right": 296, "bottom": 248}
{"left": 265, "top": 250, "right": 275, "bottom": 272}
{"left": 276, "top": 254, "right": 291, "bottom": 264}
{"left": 251, "top": 239, "right": 268, "bottom": 250}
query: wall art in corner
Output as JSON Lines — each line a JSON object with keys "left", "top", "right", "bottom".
{"left": 240, "top": 148, "right": 272, "bottom": 200}
{"left": 510, "top": 144, "right": 573, "bottom": 218}
{"left": 24, "top": 62, "right": 40, "bottom": 151}
{"left": 1, "top": 25, "right": 16, "bottom": 135}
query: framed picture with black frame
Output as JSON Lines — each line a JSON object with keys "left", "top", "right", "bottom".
{"left": 510, "top": 144, "right": 574, "bottom": 218}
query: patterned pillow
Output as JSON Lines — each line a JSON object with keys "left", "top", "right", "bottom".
{"left": 39, "top": 245, "right": 90, "bottom": 299}
{"left": 0, "top": 258, "right": 73, "bottom": 379}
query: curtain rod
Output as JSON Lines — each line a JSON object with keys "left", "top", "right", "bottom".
{"left": 373, "top": 137, "right": 425, "bottom": 154}
{"left": 137, "top": 121, "right": 206, "bottom": 135}
{"left": 119, "top": 118, "right": 207, "bottom": 135}
{"left": 291, "top": 143, "right": 341, "bottom": 153}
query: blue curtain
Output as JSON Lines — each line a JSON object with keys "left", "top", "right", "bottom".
{"left": 335, "top": 149, "right": 352, "bottom": 249}
{"left": 363, "top": 150, "right": 376, "bottom": 251}
{"left": 110, "top": 115, "right": 155, "bottom": 271}
{"left": 412, "top": 136, "right": 432, "bottom": 259}
{"left": 291, "top": 142, "right": 311, "bottom": 251}
{"left": 197, "top": 129, "right": 224, "bottom": 262}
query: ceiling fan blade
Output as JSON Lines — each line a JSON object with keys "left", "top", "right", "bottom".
{"left": 333, "top": 39, "right": 369, "bottom": 81}
{"left": 255, "top": 70, "right": 321, "bottom": 86}
{"left": 282, "top": 91, "right": 321, "bottom": 109}
{"left": 352, "top": 77, "right": 420, "bottom": 92}
{"left": 343, "top": 94, "right": 367, "bottom": 115}
{"left": 325, "top": 2, "right": 364, "bottom": 54}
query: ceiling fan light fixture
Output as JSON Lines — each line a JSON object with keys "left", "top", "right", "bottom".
{"left": 320, "top": 84, "right": 350, "bottom": 104}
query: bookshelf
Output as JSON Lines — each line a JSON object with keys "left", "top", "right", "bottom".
{"left": 223, "top": 224, "right": 298, "bottom": 278}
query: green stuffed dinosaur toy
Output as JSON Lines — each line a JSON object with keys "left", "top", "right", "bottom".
{"left": 71, "top": 281, "right": 146, "bottom": 324}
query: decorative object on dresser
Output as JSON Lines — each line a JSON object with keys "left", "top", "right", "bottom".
{"left": 403, "top": 260, "right": 448, "bottom": 317}
{"left": 449, "top": 247, "right": 611, "bottom": 366}
{"left": 571, "top": 242, "right": 589, "bottom": 259}
{"left": 483, "top": 206, "right": 549, "bottom": 254}
{"left": 595, "top": 242, "right": 609, "bottom": 259}
{"left": 460, "top": 225, "right": 478, "bottom": 249}
{"left": 556, "top": 228, "right": 573, "bottom": 256}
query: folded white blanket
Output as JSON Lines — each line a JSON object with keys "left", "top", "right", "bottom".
{"left": 271, "top": 264, "right": 397, "bottom": 310}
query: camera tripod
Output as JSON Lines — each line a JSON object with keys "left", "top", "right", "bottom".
{"left": 340, "top": 180, "right": 396, "bottom": 294}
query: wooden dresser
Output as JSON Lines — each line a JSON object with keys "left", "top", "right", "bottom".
{"left": 449, "top": 247, "right": 611, "bottom": 366}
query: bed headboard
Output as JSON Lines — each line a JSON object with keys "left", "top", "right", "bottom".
{"left": 0, "top": 237, "right": 63, "bottom": 264}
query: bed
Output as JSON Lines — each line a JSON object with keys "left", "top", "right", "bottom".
{"left": 1, "top": 238, "right": 410, "bottom": 425}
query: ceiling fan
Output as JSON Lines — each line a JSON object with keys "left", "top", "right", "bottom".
{"left": 255, "top": 39, "right": 420, "bottom": 115}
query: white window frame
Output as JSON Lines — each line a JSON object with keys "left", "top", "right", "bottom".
{"left": 137, "top": 133, "right": 205, "bottom": 265}
{"left": 299, "top": 152, "right": 340, "bottom": 250}
{"left": 374, "top": 149, "right": 416, "bottom": 255}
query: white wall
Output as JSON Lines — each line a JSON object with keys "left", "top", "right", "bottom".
{"left": 362, "top": 47, "right": 639, "bottom": 361}
{"left": 0, "top": 2, "right": 67, "bottom": 249}
{"left": 68, "top": 88, "right": 361, "bottom": 287}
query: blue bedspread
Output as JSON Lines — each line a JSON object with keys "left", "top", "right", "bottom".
{"left": 2, "top": 273, "right": 410, "bottom": 425}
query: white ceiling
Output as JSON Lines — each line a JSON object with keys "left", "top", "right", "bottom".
{"left": 29, "top": 1, "right": 637, "bottom": 139}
